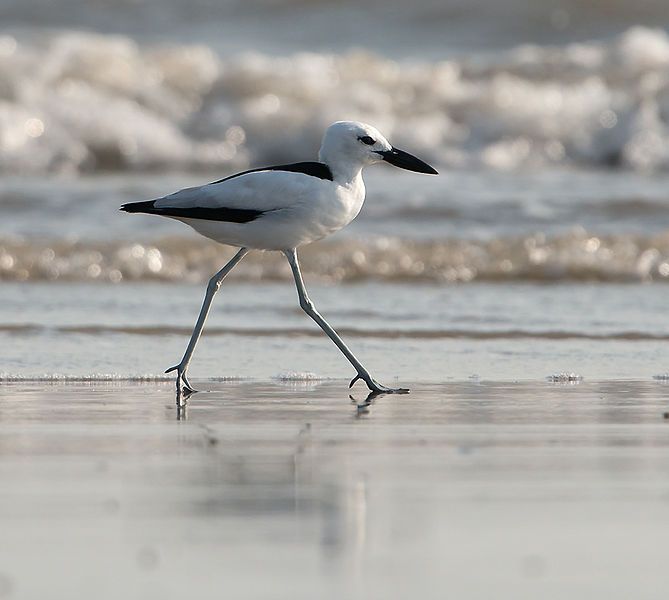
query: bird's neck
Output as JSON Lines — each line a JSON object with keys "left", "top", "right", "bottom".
{"left": 328, "top": 160, "right": 364, "bottom": 186}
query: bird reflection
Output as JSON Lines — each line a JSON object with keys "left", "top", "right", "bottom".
{"left": 350, "top": 389, "right": 388, "bottom": 415}
{"left": 175, "top": 385, "right": 195, "bottom": 419}
{"left": 175, "top": 386, "right": 386, "bottom": 420}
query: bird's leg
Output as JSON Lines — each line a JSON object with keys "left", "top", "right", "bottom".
{"left": 283, "top": 249, "right": 409, "bottom": 394}
{"left": 166, "top": 247, "right": 249, "bottom": 395}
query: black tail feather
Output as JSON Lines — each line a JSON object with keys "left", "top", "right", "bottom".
{"left": 120, "top": 200, "right": 158, "bottom": 214}
{"left": 120, "top": 200, "right": 264, "bottom": 223}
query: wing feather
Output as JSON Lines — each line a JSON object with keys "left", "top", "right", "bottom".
{"left": 154, "top": 170, "right": 326, "bottom": 215}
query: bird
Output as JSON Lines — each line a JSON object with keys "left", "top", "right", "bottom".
{"left": 121, "top": 120, "right": 438, "bottom": 397}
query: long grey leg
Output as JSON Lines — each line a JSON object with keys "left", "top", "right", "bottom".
{"left": 283, "top": 248, "right": 408, "bottom": 394}
{"left": 166, "top": 247, "right": 249, "bottom": 394}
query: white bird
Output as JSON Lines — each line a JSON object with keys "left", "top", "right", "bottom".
{"left": 121, "top": 121, "right": 437, "bottom": 396}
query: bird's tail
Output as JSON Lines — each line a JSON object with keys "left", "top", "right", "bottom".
{"left": 119, "top": 200, "right": 158, "bottom": 214}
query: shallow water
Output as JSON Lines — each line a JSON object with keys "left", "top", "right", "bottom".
{"left": 0, "top": 380, "right": 667, "bottom": 599}
{"left": 3, "top": 280, "right": 669, "bottom": 382}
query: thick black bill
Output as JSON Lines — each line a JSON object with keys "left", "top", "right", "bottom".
{"left": 377, "top": 147, "right": 438, "bottom": 175}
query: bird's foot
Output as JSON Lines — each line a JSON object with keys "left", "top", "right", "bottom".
{"left": 349, "top": 373, "right": 409, "bottom": 394}
{"left": 165, "top": 363, "right": 197, "bottom": 400}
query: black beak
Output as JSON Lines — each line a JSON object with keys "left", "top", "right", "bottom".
{"left": 377, "top": 147, "right": 438, "bottom": 175}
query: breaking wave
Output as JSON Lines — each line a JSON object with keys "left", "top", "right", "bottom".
{"left": 2, "top": 26, "right": 669, "bottom": 174}
{"left": 5, "top": 229, "right": 669, "bottom": 283}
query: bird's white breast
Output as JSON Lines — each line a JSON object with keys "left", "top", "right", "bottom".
{"left": 306, "top": 174, "right": 366, "bottom": 238}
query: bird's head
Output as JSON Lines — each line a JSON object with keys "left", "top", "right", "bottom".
{"left": 319, "top": 121, "right": 438, "bottom": 175}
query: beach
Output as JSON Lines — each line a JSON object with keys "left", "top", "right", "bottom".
{"left": 3, "top": 0, "right": 669, "bottom": 596}
{"left": 0, "top": 379, "right": 667, "bottom": 599}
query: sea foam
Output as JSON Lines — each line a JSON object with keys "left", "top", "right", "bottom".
{"left": 2, "top": 27, "right": 669, "bottom": 174}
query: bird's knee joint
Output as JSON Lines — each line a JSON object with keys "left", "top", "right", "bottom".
{"left": 300, "top": 298, "right": 314, "bottom": 312}
{"left": 207, "top": 278, "right": 222, "bottom": 293}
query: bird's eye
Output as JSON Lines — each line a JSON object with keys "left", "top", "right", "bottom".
{"left": 358, "top": 135, "right": 376, "bottom": 145}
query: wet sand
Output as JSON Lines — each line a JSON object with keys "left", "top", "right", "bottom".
{"left": 0, "top": 380, "right": 668, "bottom": 599}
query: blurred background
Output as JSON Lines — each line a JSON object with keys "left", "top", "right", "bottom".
{"left": 2, "top": 0, "right": 669, "bottom": 381}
